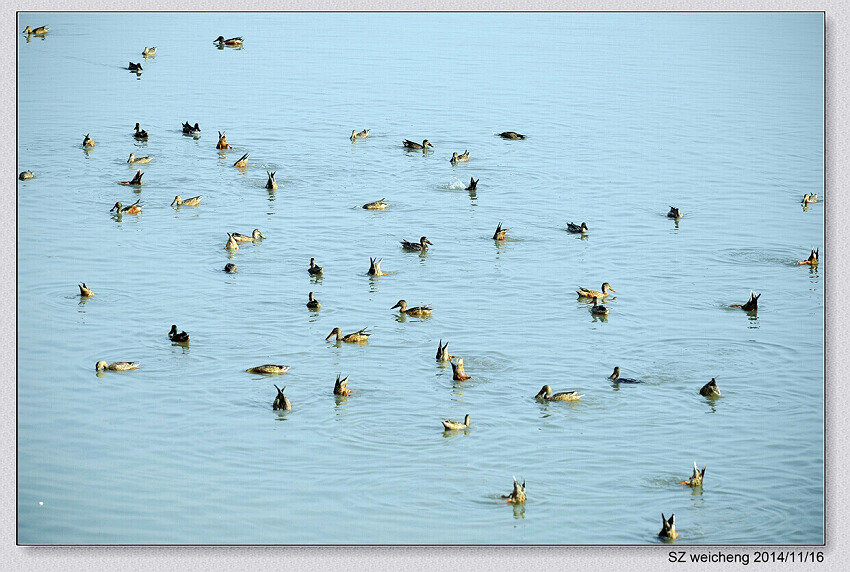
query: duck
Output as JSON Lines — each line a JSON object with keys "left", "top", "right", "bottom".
{"left": 590, "top": 296, "right": 609, "bottom": 315}
{"left": 19, "top": 170, "right": 34, "bottom": 180}
{"left": 171, "top": 195, "right": 202, "bottom": 207}
{"left": 333, "top": 374, "right": 352, "bottom": 396}
{"left": 576, "top": 282, "right": 616, "bottom": 299}
{"left": 493, "top": 222, "right": 509, "bottom": 240}
{"left": 133, "top": 122, "right": 148, "bottom": 139}
{"left": 216, "top": 131, "right": 232, "bottom": 149}
{"left": 392, "top": 299, "right": 432, "bottom": 317}
{"left": 225, "top": 233, "right": 239, "bottom": 251}
{"left": 363, "top": 198, "right": 388, "bottom": 210}
{"left": 308, "top": 258, "right": 323, "bottom": 276}
{"left": 403, "top": 139, "right": 433, "bottom": 150}
{"left": 450, "top": 358, "right": 471, "bottom": 381}
{"left": 110, "top": 199, "right": 142, "bottom": 214}
{"left": 450, "top": 150, "right": 470, "bottom": 165}
{"left": 83, "top": 134, "right": 95, "bottom": 147}
{"left": 266, "top": 171, "right": 277, "bottom": 190}
{"left": 608, "top": 367, "right": 643, "bottom": 383}
{"left": 499, "top": 131, "right": 526, "bottom": 140}
{"left": 567, "top": 221, "right": 589, "bottom": 234}
{"left": 679, "top": 462, "right": 706, "bottom": 487}
{"left": 731, "top": 290, "right": 760, "bottom": 312}
{"left": 436, "top": 340, "right": 455, "bottom": 361}
{"left": 95, "top": 361, "right": 139, "bottom": 372}
{"left": 442, "top": 414, "right": 470, "bottom": 431}
{"left": 350, "top": 129, "right": 370, "bottom": 141}
{"left": 246, "top": 364, "right": 290, "bottom": 375}
{"left": 501, "top": 477, "right": 526, "bottom": 503}
{"left": 272, "top": 385, "right": 292, "bottom": 410}
{"left": 127, "top": 62, "right": 143, "bottom": 72}
{"left": 214, "top": 36, "right": 243, "bottom": 46}
{"left": 224, "top": 263, "right": 238, "bottom": 273}
{"left": 127, "top": 153, "right": 151, "bottom": 164}
{"left": 699, "top": 378, "right": 721, "bottom": 397}
{"left": 168, "top": 324, "right": 190, "bottom": 343}
{"left": 326, "top": 327, "right": 371, "bottom": 343}
{"left": 78, "top": 283, "right": 94, "bottom": 297}
{"left": 231, "top": 229, "right": 264, "bottom": 241}
{"left": 368, "top": 257, "right": 384, "bottom": 276}
{"left": 659, "top": 514, "right": 679, "bottom": 539}
{"left": 119, "top": 170, "right": 144, "bottom": 186}
{"left": 535, "top": 384, "right": 582, "bottom": 401}
{"left": 798, "top": 248, "right": 819, "bottom": 265}
{"left": 23, "top": 26, "right": 49, "bottom": 36}
{"left": 802, "top": 193, "right": 818, "bottom": 203}
{"left": 142, "top": 46, "right": 157, "bottom": 56}
{"left": 667, "top": 206, "right": 682, "bottom": 218}
{"left": 182, "top": 121, "right": 200, "bottom": 135}
{"left": 465, "top": 177, "right": 478, "bottom": 191}
{"left": 400, "top": 236, "right": 432, "bottom": 251}
{"left": 306, "top": 292, "right": 321, "bottom": 309}
{"left": 233, "top": 153, "right": 249, "bottom": 167}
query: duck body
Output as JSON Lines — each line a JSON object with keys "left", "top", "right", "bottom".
{"left": 363, "top": 198, "right": 388, "bottom": 210}
{"left": 401, "top": 236, "right": 432, "bottom": 251}
{"left": 214, "top": 36, "right": 243, "bottom": 46}
{"left": 436, "top": 340, "right": 454, "bottom": 361}
{"left": 273, "top": 385, "right": 292, "bottom": 410}
{"left": 502, "top": 477, "right": 526, "bottom": 503}
{"left": 119, "top": 169, "right": 144, "bottom": 186}
{"left": 182, "top": 121, "right": 200, "bottom": 135}
{"left": 168, "top": 324, "right": 190, "bottom": 343}
{"left": 78, "top": 283, "right": 94, "bottom": 297}
{"left": 128, "top": 62, "right": 143, "bottom": 72}
{"left": 659, "top": 514, "right": 679, "bottom": 539}
{"left": 392, "top": 299, "right": 432, "bottom": 317}
{"left": 225, "top": 233, "right": 239, "bottom": 251}
{"left": 308, "top": 258, "right": 323, "bottom": 275}
{"left": 216, "top": 131, "right": 232, "bottom": 149}
{"left": 732, "top": 291, "right": 760, "bottom": 312}
{"left": 451, "top": 358, "right": 471, "bottom": 381}
{"left": 802, "top": 193, "right": 818, "bottom": 203}
{"left": 699, "top": 378, "right": 721, "bottom": 397}
{"left": 403, "top": 139, "right": 433, "bottom": 150}
{"left": 111, "top": 199, "right": 143, "bottom": 214}
{"left": 133, "top": 123, "right": 148, "bottom": 140}
{"left": 247, "top": 364, "right": 290, "bottom": 375}
{"left": 171, "top": 195, "right": 202, "bottom": 207}
{"left": 798, "top": 248, "right": 819, "bottom": 265}
{"left": 333, "top": 374, "right": 352, "bottom": 396}
{"left": 96, "top": 360, "right": 139, "bottom": 372}
{"left": 608, "top": 367, "right": 643, "bottom": 383}
{"left": 128, "top": 153, "right": 151, "bottom": 164}
{"left": 577, "top": 283, "right": 616, "bottom": 299}
{"left": 233, "top": 153, "right": 249, "bottom": 167}
{"left": 326, "top": 327, "right": 371, "bottom": 343}
{"left": 499, "top": 131, "right": 526, "bottom": 140}
{"left": 442, "top": 414, "right": 470, "bottom": 431}
{"left": 493, "top": 222, "right": 509, "bottom": 240}
{"left": 567, "top": 221, "right": 588, "bottom": 234}
{"left": 306, "top": 292, "right": 321, "bottom": 309}
{"left": 224, "top": 263, "right": 238, "bottom": 273}
{"left": 450, "top": 150, "right": 470, "bottom": 165}
{"left": 667, "top": 206, "right": 682, "bottom": 218}
{"left": 83, "top": 134, "right": 95, "bottom": 147}
{"left": 368, "top": 257, "right": 384, "bottom": 276}
{"left": 231, "top": 229, "right": 264, "bottom": 241}
{"left": 680, "top": 462, "right": 706, "bottom": 487}
{"left": 19, "top": 171, "right": 34, "bottom": 180}
{"left": 535, "top": 384, "right": 582, "bottom": 401}
{"left": 351, "top": 129, "right": 370, "bottom": 141}
{"left": 24, "top": 26, "right": 49, "bottom": 35}
{"left": 590, "top": 296, "right": 609, "bottom": 315}
{"left": 142, "top": 46, "right": 157, "bottom": 56}
{"left": 266, "top": 171, "right": 277, "bottom": 189}
{"left": 466, "top": 177, "right": 478, "bottom": 191}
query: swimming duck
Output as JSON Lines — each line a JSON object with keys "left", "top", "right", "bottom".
{"left": 307, "top": 292, "right": 321, "bottom": 309}
{"left": 19, "top": 170, "right": 34, "bottom": 180}
{"left": 436, "top": 340, "right": 455, "bottom": 361}
{"left": 699, "top": 378, "right": 721, "bottom": 397}
{"left": 731, "top": 290, "right": 760, "bottom": 312}
{"left": 231, "top": 229, "right": 264, "bottom": 241}
{"left": 216, "top": 131, "right": 232, "bottom": 149}
{"left": 501, "top": 477, "right": 526, "bottom": 503}
{"left": 225, "top": 233, "right": 239, "bottom": 251}
{"left": 442, "top": 414, "right": 470, "bottom": 431}
{"left": 493, "top": 222, "right": 509, "bottom": 240}
{"left": 608, "top": 367, "right": 643, "bottom": 383}
{"left": 326, "top": 327, "right": 372, "bottom": 343}
{"left": 273, "top": 384, "right": 292, "bottom": 410}
{"left": 499, "top": 131, "right": 526, "bottom": 140}
{"left": 133, "top": 123, "right": 148, "bottom": 139}
{"left": 266, "top": 171, "right": 277, "bottom": 190}
{"left": 535, "top": 384, "right": 582, "bottom": 401}
{"left": 127, "top": 153, "right": 151, "bottom": 164}
{"left": 307, "top": 258, "right": 323, "bottom": 276}
{"left": 23, "top": 26, "right": 49, "bottom": 36}
{"left": 119, "top": 170, "right": 144, "bottom": 185}
{"left": 802, "top": 193, "right": 818, "bottom": 203}
{"left": 403, "top": 139, "right": 433, "bottom": 150}
{"left": 450, "top": 150, "right": 470, "bottom": 165}
{"left": 110, "top": 199, "right": 142, "bottom": 214}
{"left": 400, "top": 236, "right": 432, "bottom": 251}
{"left": 798, "top": 248, "right": 819, "bottom": 265}
{"left": 451, "top": 358, "right": 471, "bottom": 381}
{"left": 466, "top": 177, "right": 478, "bottom": 191}
{"left": 127, "top": 62, "right": 143, "bottom": 72}
{"left": 333, "top": 374, "right": 352, "bottom": 396}
{"left": 567, "top": 221, "right": 588, "bottom": 234}
{"left": 590, "top": 296, "right": 609, "bottom": 315}
{"left": 83, "top": 134, "right": 95, "bottom": 148}
{"left": 368, "top": 257, "right": 384, "bottom": 276}
{"left": 224, "top": 263, "right": 238, "bottom": 273}
{"left": 667, "top": 206, "right": 682, "bottom": 218}
{"left": 142, "top": 46, "right": 157, "bottom": 56}
{"left": 679, "top": 462, "right": 706, "bottom": 487}
{"left": 182, "top": 121, "right": 200, "bottom": 135}
{"left": 363, "top": 198, "right": 388, "bottom": 210}
{"left": 233, "top": 153, "right": 249, "bottom": 168}
{"left": 576, "top": 283, "right": 616, "bottom": 299}
{"left": 350, "top": 129, "right": 370, "bottom": 141}
{"left": 246, "top": 364, "right": 290, "bottom": 375}
{"left": 659, "top": 514, "right": 679, "bottom": 539}
{"left": 168, "top": 324, "right": 190, "bottom": 343}
{"left": 95, "top": 360, "right": 139, "bottom": 372}
{"left": 171, "top": 195, "right": 202, "bottom": 207}
{"left": 214, "top": 36, "right": 243, "bottom": 46}
{"left": 392, "top": 299, "right": 432, "bottom": 317}
{"left": 78, "top": 283, "right": 94, "bottom": 297}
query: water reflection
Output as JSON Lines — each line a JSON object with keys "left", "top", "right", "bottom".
{"left": 511, "top": 503, "right": 526, "bottom": 519}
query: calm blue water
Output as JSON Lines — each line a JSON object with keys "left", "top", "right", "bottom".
{"left": 17, "top": 12, "right": 824, "bottom": 545}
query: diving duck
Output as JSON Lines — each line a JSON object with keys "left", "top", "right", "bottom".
{"left": 798, "top": 248, "right": 819, "bottom": 265}
{"left": 493, "top": 222, "right": 509, "bottom": 240}
{"left": 306, "top": 292, "right": 320, "bottom": 309}
{"left": 450, "top": 150, "right": 470, "bottom": 165}
{"left": 608, "top": 367, "right": 643, "bottom": 383}
{"left": 23, "top": 26, "right": 49, "bottom": 35}
{"left": 142, "top": 46, "right": 157, "bottom": 56}
{"left": 567, "top": 221, "right": 589, "bottom": 234}
{"left": 225, "top": 233, "right": 239, "bottom": 251}
{"left": 699, "top": 378, "right": 721, "bottom": 397}
{"left": 273, "top": 384, "right": 292, "bottom": 411}
{"left": 436, "top": 340, "right": 454, "bottom": 361}
{"left": 451, "top": 358, "right": 471, "bottom": 381}
{"left": 128, "top": 62, "right": 143, "bottom": 72}
{"left": 350, "top": 129, "right": 370, "bottom": 141}
{"left": 308, "top": 258, "right": 323, "bottom": 276}
{"left": 368, "top": 257, "right": 384, "bottom": 276}
{"left": 499, "top": 131, "right": 526, "bottom": 140}
{"left": 95, "top": 361, "right": 139, "bottom": 372}
{"left": 392, "top": 300, "right": 432, "bottom": 317}
{"left": 216, "top": 131, "right": 232, "bottom": 149}
{"left": 233, "top": 153, "right": 249, "bottom": 168}
{"left": 659, "top": 514, "right": 679, "bottom": 539}
{"left": 266, "top": 171, "right": 277, "bottom": 190}
{"left": 667, "top": 206, "right": 682, "bottom": 218}
{"left": 171, "top": 195, "right": 202, "bottom": 207}
{"left": 326, "top": 327, "right": 371, "bottom": 343}
{"left": 83, "top": 134, "right": 95, "bottom": 148}
{"left": 680, "top": 462, "right": 706, "bottom": 487}
{"left": 400, "top": 236, "right": 432, "bottom": 251}
{"left": 802, "top": 193, "right": 818, "bottom": 203}
{"left": 133, "top": 123, "right": 148, "bottom": 139}
{"left": 333, "top": 374, "right": 352, "bottom": 396}
{"left": 535, "top": 385, "right": 582, "bottom": 401}
{"left": 214, "top": 36, "right": 243, "bottom": 46}
{"left": 590, "top": 296, "right": 609, "bottom": 315}
{"left": 231, "top": 229, "right": 264, "bottom": 241}
{"left": 466, "top": 177, "right": 478, "bottom": 191}
{"left": 78, "top": 283, "right": 94, "bottom": 297}
{"left": 168, "top": 325, "right": 190, "bottom": 343}
{"left": 110, "top": 199, "right": 142, "bottom": 214}
{"left": 403, "top": 139, "right": 434, "bottom": 150}
{"left": 182, "top": 121, "right": 200, "bottom": 135}
{"left": 127, "top": 153, "right": 151, "bottom": 164}
{"left": 502, "top": 477, "right": 526, "bottom": 503}
{"left": 576, "top": 283, "right": 616, "bottom": 299}
{"left": 119, "top": 170, "right": 144, "bottom": 185}
{"left": 731, "top": 291, "right": 760, "bottom": 312}
{"left": 362, "top": 198, "right": 388, "bottom": 210}
{"left": 19, "top": 171, "right": 34, "bottom": 180}
{"left": 442, "top": 414, "right": 470, "bottom": 431}
{"left": 224, "top": 263, "right": 237, "bottom": 273}
{"left": 246, "top": 364, "right": 289, "bottom": 375}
